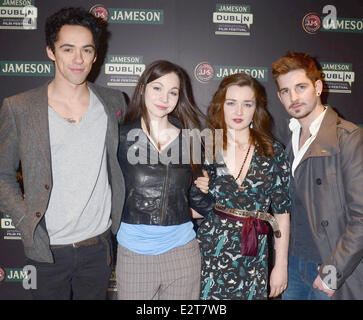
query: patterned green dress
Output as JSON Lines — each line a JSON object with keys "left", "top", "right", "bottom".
{"left": 197, "top": 141, "right": 291, "bottom": 300}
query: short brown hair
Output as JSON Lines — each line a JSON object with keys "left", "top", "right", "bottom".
{"left": 272, "top": 51, "right": 321, "bottom": 88}
{"left": 207, "top": 72, "right": 274, "bottom": 157}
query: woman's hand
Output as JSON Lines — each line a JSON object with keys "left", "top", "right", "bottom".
{"left": 269, "top": 213, "right": 290, "bottom": 298}
{"left": 194, "top": 169, "right": 209, "bottom": 194}
{"left": 269, "top": 264, "right": 288, "bottom": 298}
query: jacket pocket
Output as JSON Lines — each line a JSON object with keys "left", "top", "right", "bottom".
{"left": 128, "top": 190, "right": 160, "bottom": 214}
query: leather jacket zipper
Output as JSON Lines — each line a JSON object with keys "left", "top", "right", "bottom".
{"left": 160, "top": 164, "right": 169, "bottom": 224}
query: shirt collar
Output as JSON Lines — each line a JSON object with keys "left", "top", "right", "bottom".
{"left": 288, "top": 106, "right": 327, "bottom": 136}
{"left": 288, "top": 117, "right": 300, "bottom": 133}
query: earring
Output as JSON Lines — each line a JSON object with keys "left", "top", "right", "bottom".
{"left": 250, "top": 122, "right": 253, "bottom": 129}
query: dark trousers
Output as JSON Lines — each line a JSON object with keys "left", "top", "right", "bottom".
{"left": 26, "top": 234, "right": 113, "bottom": 300}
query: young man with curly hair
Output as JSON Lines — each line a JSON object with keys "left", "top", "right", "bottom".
{"left": 0, "top": 7, "right": 126, "bottom": 300}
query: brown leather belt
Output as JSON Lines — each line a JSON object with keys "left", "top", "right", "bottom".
{"left": 214, "top": 203, "right": 282, "bottom": 257}
{"left": 50, "top": 229, "right": 111, "bottom": 264}
{"left": 215, "top": 202, "right": 281, "bottom": 238}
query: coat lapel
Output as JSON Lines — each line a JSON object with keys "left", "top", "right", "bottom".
{"left": 27, "top": 82, "right": 119, "bottom": 179}
{"left": 298, "top": 106, "right": 340, "bottom": 165}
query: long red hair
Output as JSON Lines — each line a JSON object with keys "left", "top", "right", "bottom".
{"left": 207, "top": 72, "right": 274, "bottom": 158}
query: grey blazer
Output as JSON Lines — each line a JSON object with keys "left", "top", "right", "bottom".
{"left": 286, "top": 106, "right": 363, "bottom": 300}
{"left": 0, "top": 82, "right": 126, "bottom": 263}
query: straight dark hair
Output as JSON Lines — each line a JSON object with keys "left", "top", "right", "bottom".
{"left": 124, "top": 60, "right": 204, "bottom": 132}
{"left": 124, "top": 60, "right": 206, "bottom": 173}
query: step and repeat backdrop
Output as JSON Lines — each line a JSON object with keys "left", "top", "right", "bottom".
{"left": 0, "top": 0, "right": 362, "bottom": 299}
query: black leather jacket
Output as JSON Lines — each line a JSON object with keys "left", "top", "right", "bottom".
{"left": 118, "top": 118, "right": 214, "bottom": 226}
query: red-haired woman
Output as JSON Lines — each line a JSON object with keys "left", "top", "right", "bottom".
{"left": 195, "top": 73, "right": 291, "bottom": 300}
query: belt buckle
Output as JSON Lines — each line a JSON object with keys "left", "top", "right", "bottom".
{"left": 72, "top": 242, "right": 79, "bottom": 248}
{"left": 251, "top": 210, "right": 259, "bottom": 218}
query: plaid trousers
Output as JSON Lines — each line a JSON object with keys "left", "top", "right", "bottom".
{"left": 116, "top": 239, "right": 201, "bottom": 300}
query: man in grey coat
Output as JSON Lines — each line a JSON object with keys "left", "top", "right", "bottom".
{"left": 272, "top": 51, "right": 363, "bottom": 300}
{"left": 0, "top": 8, "right": 126, "bottom": 299}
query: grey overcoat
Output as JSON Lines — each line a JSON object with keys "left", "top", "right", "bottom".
{"left": 286, "top": 106, "right": 363, "bottom": 299}
{"left": 0, "top": 82, "right": 126, "bottom": 263}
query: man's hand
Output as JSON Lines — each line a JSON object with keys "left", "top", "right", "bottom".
{"left": 313, "top": 275, "right": 335, "bottom": 298}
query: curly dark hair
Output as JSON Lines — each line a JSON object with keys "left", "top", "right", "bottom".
{"left": 45, "top": 7, "right": 102, "bottom": 53}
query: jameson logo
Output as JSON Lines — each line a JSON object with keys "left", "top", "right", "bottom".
{"left": 321, "top": 62, "right": 355, "bottom": 93}
{"left": 108, "top": 8, "right": 163, "bottom": 24}
{"left": 105, "top": 55, "right": 145, "bottom": 87}
{"left": 194, "top": 63, "right": 267, "bottom": 83}
{"left": 0, "top": 0, "right": 34, "bottom": 6}
{"left": 0, "top": 61, "right": 54, "bottom": 76}
{"left": 214, "top": 66, "right": 267, "bottom": 81}
{"left": 303, "top": 5, "right": 363, "bottom": 34}
{"left": 1, "top": 266, "right": 37, "bottom": 289}
{"left": 3, "top": 268, "right": 28, "bottom": 282}
{"left": 321, "top": 17, "right": 363, "bottom": 34}
{"left": 0, "top": 0, "right": 37, "bottom": 30}
{"left": 213, "top": 3, "right": 253, "bottom": 36}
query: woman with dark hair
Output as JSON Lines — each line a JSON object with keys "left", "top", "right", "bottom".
{"left": 195, "top": 73, "right": 291, "bottom": 300}
{"left": 116, "top": 60, "right": 214, "bottom": 300}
